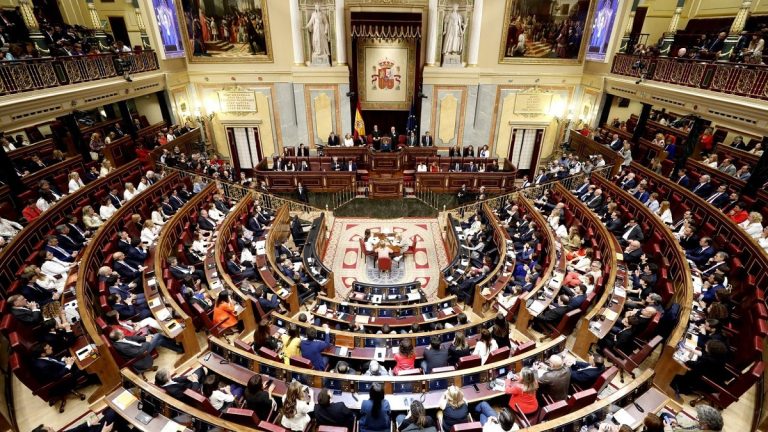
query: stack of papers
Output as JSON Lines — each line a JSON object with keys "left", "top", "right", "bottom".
{"left": 603, "top": 309, "right": 618, "bottom": 321}
{"left": 442, "top": 307, "right": 455, "bottom": 315}
{"left": 316, "top": 304, "right": 328, "bottom": 315}
{"left": 528, "top": 301, "right": 546, "bottom": 315}
{"left": 355, "top": 315, "right": 370, "bottom": 324}
{"left": 156, "top": 308, "right": 171, "bottom": 321}
{"left": 112, "top": 390, "right": 137, "bottom": 410}
{"left": 338, "top": 346, "right": 349, "bottom": 356}
{"left": 407, "top": 292, "right": 421, "bottom": 301}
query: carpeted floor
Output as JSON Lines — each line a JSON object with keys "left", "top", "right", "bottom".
{"left": 323, "top": 218, "right": 449, "bottom": 299}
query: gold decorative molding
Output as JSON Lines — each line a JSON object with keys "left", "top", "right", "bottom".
{"left": 303, "top": 85, "right": 342, "bottom": 149}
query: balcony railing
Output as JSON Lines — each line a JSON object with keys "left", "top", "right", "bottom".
{"left": 611, "top": 53, "right": 768, "bottom": 101}
{"left": 0, "top": 50, "right": 159, "bottom": 96}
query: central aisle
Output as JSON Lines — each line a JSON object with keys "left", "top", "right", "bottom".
{"left": 323, "top": 218, "right": 449, "bottom": 299}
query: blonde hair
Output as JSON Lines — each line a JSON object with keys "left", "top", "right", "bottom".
{"left": 68, "top": 172, "right": 80, "bottom": 181}
{"left": 749, "top": 212, "right": 763, "bottom": 223}
{"left": 444, "top": 386, "right": 465, "bottom": 408}
{"left": 519, "top": 367, "right": 539, "bottom": 393}
{"left": 82, "top": 205, "right": 94, "bottom": 216}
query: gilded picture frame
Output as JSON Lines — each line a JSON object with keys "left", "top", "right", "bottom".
{"left": 176, "top": 0, "right": 273, "bottom": 63}
{"left": 497, "top": 0, "right": 595, "bottom": 64}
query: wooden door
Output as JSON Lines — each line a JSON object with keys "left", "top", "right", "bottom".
{"left": 509, "top": 128, "right": 543, "bottom": 177}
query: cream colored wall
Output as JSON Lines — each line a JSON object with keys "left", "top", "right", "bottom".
{"left": 95, "top": 0, "right": 144, "bottom": 48}
{"left": 196, "top": 85, "right": 279, "bottom": 161}
{"left": 606, "top": 97, "right": 644, "bottom": 123}
{"left": 134, "top": 93, "right": 164, "bottom": 124}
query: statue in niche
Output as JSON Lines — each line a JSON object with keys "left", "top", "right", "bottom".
{"left": 442, "top": 4, "right": 466, "bottom": 56}
{"left": 305, "top": 4, "right": 331, "bottom": 65}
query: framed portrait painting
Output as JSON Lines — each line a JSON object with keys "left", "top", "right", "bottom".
{"left": 178, "top": 0, "right": 273, "bottom": 63}
{"left": 149, "top": 0, "right": 185, "bottom": 59}
{"left": 498, "top": 0, "right": 595, "bottom": 64}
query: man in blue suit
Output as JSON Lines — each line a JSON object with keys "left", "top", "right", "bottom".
{"left": 690, "top": 175, "right": 714, "bottom": 198}
{"left": 45, "top": 236, "right": 77, "bottom": 262}
{"left": 112, "top": 252, "right": 144, "bottom": 282}
{"left": 686, "top": 237, "right": 715, "bottom": 267}
{"left": 226, "top": 252, "right": 256, "bottom": 282}
{"left": 569, "top": 353, "right": 606, "bottom": 388}
{"left": 673, "top": 168, "right": 690, "bottom": 188}
{"left": 300, "top": 326, "right": 332, "bottom": 371}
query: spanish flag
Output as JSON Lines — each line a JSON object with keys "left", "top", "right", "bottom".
{"left": 354, "top": 101, "right": 365, "bottom": 140}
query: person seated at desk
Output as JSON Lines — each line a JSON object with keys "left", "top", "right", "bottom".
{"left": 532, "top": 295, "right": 570, "bottom": 332}
{"left": 671, "top": 339, "right": 729, "bottom": 401}
{"left": 110, "top": 329, "right": 180, "bottom": 373}
{"left": 167, "top": 255, "right": 206, "bottom": 284}
{"left": 154, "top": 367, "right": 207, "bottom": 400}
{"left": 280, "top": 323, "right": 302, "bottom": 365}
{"left": 253, "top": 285, "right": 281, "bottom": 313}
{"left": 393, "top": 338, "right": 416, "bottom": 374}
{"left": 244, "top": 374, "right": 277, "bottom": 422}
{"left": 417, "top": 162, "right": 428, "bottom": 172}
{"left": 300, "top": 326, "right": 332, "bottom": 371}
{"left": 406, "top": 131, "right": 418, "bottom": 147}
{"left": 281, "top": 381, "right": 315, "bottom": 432}
{"left": 567, "top": 353, "right": 605, "bottom": 388}
{"left": 375, "top": 239, "right": 393, "bottom": 260}
{"left": 472, "top": 328, "right": 498, "bottom": 365}
{"left": 536, "top": 354, "right": 571, "bottom": 402}
{"left": 438, "top": 386, "right": 469, "bottom": 432}
{"left": 343, "top": 133, "right": 354, "bottom": 147}
{"left": 202, "top": 374, "right": 240, "bottom": 412}
{"left": 315, "top": 388, "right": 355, "bottom": 430}
{"left": 359, "top": 383, "right": 390, "bottom": 432}
{"left": 327, "top": 132, "right": 340, "bottom": 146}
{"left": 107, "top": 292, "right": 152, "bottom": 320}
{"left": 30, "top": 342, "right": 89, "bottom": 392}
{"left": 225, "top": 251, "right": 257, "bottom": 282}
{"left": 504, "top": 367, "right": 539, "bottom": 416}
{"left": 105, "top": 274, "right": 145, "bottom": 305}
{"left": 8, "top": 294, "right": 47, "bottom": 325}
{"left": 213, "top": 291, "right": 241, "bottom": 333}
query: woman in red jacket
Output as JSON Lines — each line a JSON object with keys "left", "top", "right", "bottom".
{"left": 393, "top": 339, "right": 416, "bottom": 375}
{"left": 505, "top": 367, "right": 539, "bottom": 415}
{"left": 699, "top": 127, "right": 714, "bottom": 156}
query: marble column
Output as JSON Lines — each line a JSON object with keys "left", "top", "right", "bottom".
{"left": 84, "top": 0, "right": 111, "bottom": 49}
{"left": 16, "top": 0, "right": 46, "bottom": 50}
{"left": 659, "top": 0, "right": 686, "bottom": 56}
{"left": 132, "top": 0, "right": 151, "bottom": 49}
{"left": 335, "top": 0, "right": 346, "bottom": 66}
{"left": 721, "top": 0, "right": 752, "bottom": 61}
{"left": 466, "top": 0, "right": 483, "bottom": 66}
{"left": 288, "top": 0, "right": 305, "bottom": 66}
{"left": 619, "top": 0, "right": 640, "bottom": 54}
{"left": 426, "top": 0, "right": 438, "bottom": 66}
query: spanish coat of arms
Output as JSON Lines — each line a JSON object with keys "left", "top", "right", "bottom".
{"left": 371, "top": 58, "right": 402, "bottom": 90}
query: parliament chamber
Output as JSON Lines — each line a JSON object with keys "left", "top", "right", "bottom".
{"left": 1, "top": 0, "right": 768, "bottom": 431}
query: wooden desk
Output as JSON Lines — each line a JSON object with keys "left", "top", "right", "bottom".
{"left": 302, "top": 213, "right": 335, "bottom": 298}
{"left": 106, "top": 388, "right": 192, "bottom": 432}
{"left": 204, "top": 334, "right": 566, "bottom": 404}
{"left": 261, "top": 205, "right": 300, "bottom": 313}
{"left": 312, "top": 295, "right": 460, "bottom": 329}
{"left": 472, "top": 203, "right": 514, "bottom": 314}
{"left": 569, "top": 130, "right": 622, "bottom": 177}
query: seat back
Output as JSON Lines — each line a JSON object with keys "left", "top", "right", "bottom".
{"left": 538, "top": 400, "right": 569, "bottom": 421}
{"left": 566, "top": 388, "right": 598, "bottom": 411}
{"left": 457, "top": 355, "right": 481, "bottom": 370}
{"left": 290, "top": 356, "right": 313, "bottom": 369}
{"left": 318, "top": 426, "right": 348, "bottom": 432}
{"left": 513, "top": 340, "right": 535, "bottom": 355}
{"left": 592, "top": 366, "right": 619, "bottom": 394}
{"left": 234, "top": 339, "right": 255, "bottom": 353}
{"left": 259, "top": 347, "right": 281, "bottom": 362}
{"left": 486, "top": 346, "right": 511, "bottom": 364}
{"left": 629, "top": 335, "right": 663, "bottom": 365}
{"left": 451, "top": 422, "right": 482, "bottom": 432}
{"left": 222, "top": 407, "right": 259, "bottom": 424}
{"left": 183, "top": 388, "right": 220, "bottom": 416}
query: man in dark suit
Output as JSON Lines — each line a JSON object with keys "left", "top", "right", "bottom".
{"left": 607, "top": 134, "right": 622, "bottom": 151}
{"left": 297, "top": 183, "right": 309, "bottom": 203}
{"left": 108, "top": 188, "right": 123, "bottom": 209}
{"left": 169, "top": 190, "right": 185, "bottom": 210}
{"left": 533, "top": 295, "right": 570, "bottom": 332}
{"left": 20, "top": 274, "right": 59, "bottom": 305}
{"left": 345, "top": 160, "right": 357, "bottom": 172}
{"left": 66, "top": 216, "right": 90, "bottom": 242}
{"left": 585, "top": 189, "right": 604, "bottom": 209}
{"left": 704, "top": 185, "right": 729, "bottom": 207}
{"left": 622, "top": 240, "right": 644, "bottom": 265}
{"left": 673, "top": 168, "right": 690, "bottom": 188}
{"left": 110, "top": 329, "right": 179, "bottom": 371}
{"left": 690, "top": 175, "right": 714, "bottom": 198}
{"left": 605, "top": 211, "right": 624, "bottom": 235}
{"left": 113, "top": 251, "right": 144, "bottom": 281}
{"left": 619, "top": 219, "right": 644, "bottom": 246}
{"left": 197, "top": 209, "right": 217, "bottom": 232}
{"left": 167, "top": 256, "right": 205, "bottom": 282}
{"left": 677, "top": 226, "right": 699, "bottom": 251}
{"left": 297, "top": 143, "right": 310, "bottom": 157}
{"left": 30, "top": 343, "right": 88, "bottom": 385}
{"left": 8, "top": 294, "right": 46, "bottom": 324}
{"left": 155, "top": 367, "right": 206, "bottom": 400}
{"left": 247, "top": 214, "right": 264, "bottom": 237}
{"left": 226, "top": 252, "right": 256, "bottom": 282}
{"left": 569, "top": 353, "right": 605, "bottom": 388}
{"left": 686, "top": 237, "right": 715, "bottom": 267}
{"left": 254, "top": 285, "right": 281, "bottom": 313}
{"left": 56, "top": 225, "right": 84, "bottom": 253}
{"left": 107, "top": 293, "right": 152, "bottom": 320}
{"left": 126, "top": 238, "right": 148, "bottom": 266}
{"left": 571, "top": 179, "right": 590, "bottom": 198}
{"left": 327, "top": 132, "right": 340, "bottom": 146}
{"left": 421, "top": 131, "right": 434, "bottom": 147}
{"left": 566, "top": 285, "right": 586, "bottom": 310}
{"left": 406, "top": 132, "right": 418, "bottom": 146}
{"left": 465, "top": 161, "right": 478, "bottom": 172}
{"left": 116, "top": 230, "right": 132, "bottom": 253}
{"left": 213, "top": 195, "right": 231, "bottom": 213}
{"left": 388, "top": 126, "right": 398, "bottom": 145}
{"left": 45, "top": 236, "right": 76, "bottom": 262}
{"left": 533, "top": 171, "right": 549, "bottom": 185}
